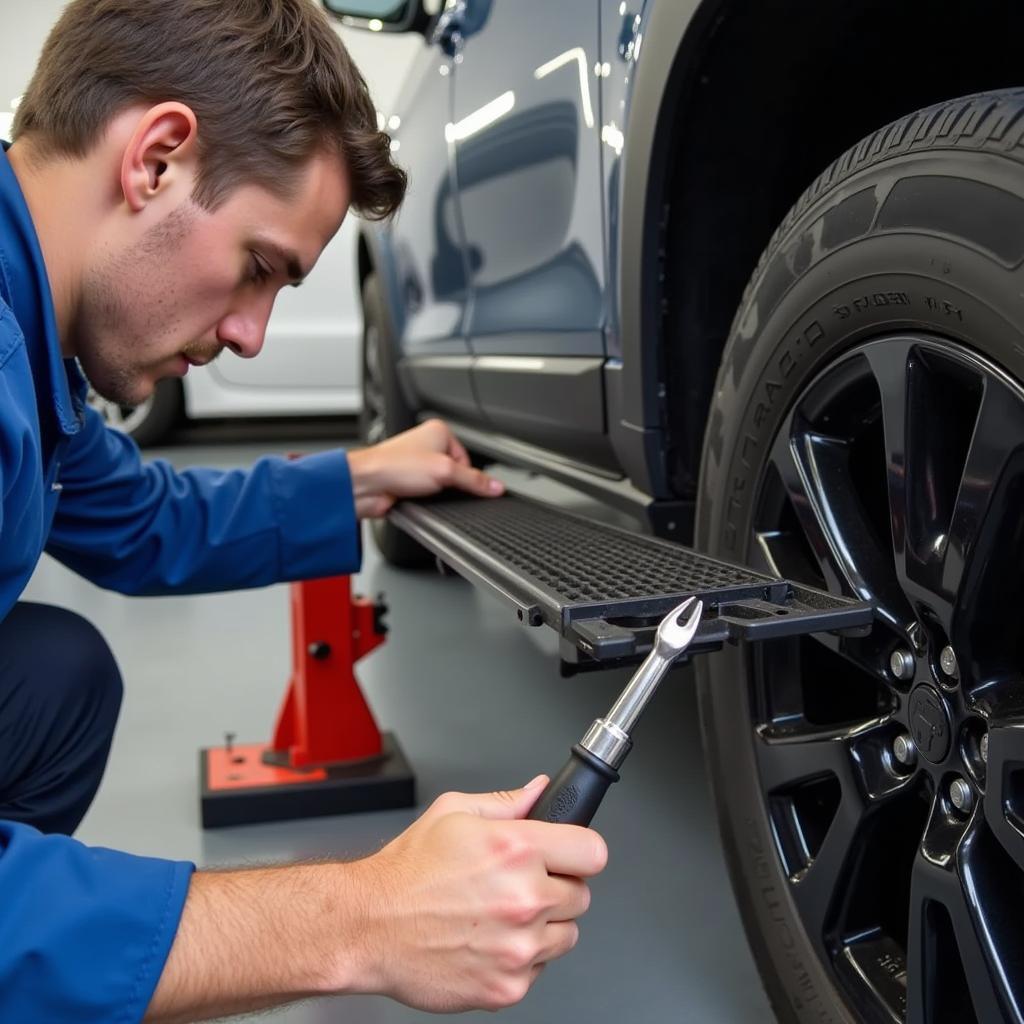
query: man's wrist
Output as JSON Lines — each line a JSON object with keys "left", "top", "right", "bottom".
{"left": 346, "top": 448, "right": 370, "bottom": 495}
{"left": 346, "top": 449, "right": 378, "bottom": 514}
{"left": 322, "top": 857, "right": 391, "bottom": 996}
{"left": 346, "top": 448, "right": 397, "bottom": 520}
{"left": 281, "top": 862, "right": 368, "bottom": 997}
{"left": 144, "top": 862, "right": 378, "bottom": 1021}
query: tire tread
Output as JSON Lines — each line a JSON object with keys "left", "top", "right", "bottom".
{"left": 747, "top": 88, "right": 1024, "bottom": 315}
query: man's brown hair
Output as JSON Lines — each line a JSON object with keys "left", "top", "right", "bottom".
{"left": 12, "top": 0, "right": 407, "bottom": 219}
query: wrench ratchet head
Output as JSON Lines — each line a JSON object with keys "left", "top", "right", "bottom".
{"left": 654, "top": 596, "right": 704, "bottom": 658}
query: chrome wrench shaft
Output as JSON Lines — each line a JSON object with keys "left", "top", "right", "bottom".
{"left": 528, "top": 596, "right": 704, "bottom": 825}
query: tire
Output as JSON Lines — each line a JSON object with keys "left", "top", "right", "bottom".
{"left": 359, "top": 273, "right": 432, "bottom": 567}
{"left": 696, "top": 90, "right": 1024, "bottom": 1024}
{"left": 87, "top": 378, "right": 182, "bottom": 447}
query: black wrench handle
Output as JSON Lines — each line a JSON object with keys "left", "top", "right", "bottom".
{"left": 527, "top": 744, "right": 620, "bottom": 826}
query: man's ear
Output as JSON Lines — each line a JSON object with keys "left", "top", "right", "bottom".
{"left": 120, "top": 103, "right": 198, "bottom": 213}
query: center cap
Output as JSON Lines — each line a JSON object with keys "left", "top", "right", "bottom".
{"left": 908, "top": 685, "right": 952, "bottom": 763}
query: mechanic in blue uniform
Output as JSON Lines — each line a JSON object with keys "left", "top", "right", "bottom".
{"left": 0, "top": 1, "right": 607, "bottom": 1020}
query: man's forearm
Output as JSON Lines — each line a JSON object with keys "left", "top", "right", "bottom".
{"left": 144, "top": 863, "right": 364, "bottom": 1023}
{"left": 143, "top": 782, "right": 605, "bottom": 1020}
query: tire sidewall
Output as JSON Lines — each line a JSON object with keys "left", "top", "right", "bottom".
{"left": 695, "top": 150, "right": 1024, "bottom": 1023}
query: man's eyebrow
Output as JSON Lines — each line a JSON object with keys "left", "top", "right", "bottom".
{"left": 256, "top": 240, "right": 308, "bottom": 286}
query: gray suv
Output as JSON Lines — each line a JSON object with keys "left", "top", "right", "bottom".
{"left": 328, "top": 2, "right": 1024, "bottom": 1021}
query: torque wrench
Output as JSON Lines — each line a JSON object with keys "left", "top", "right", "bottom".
{"left": 528, "top": 596, "right": 704, "bottom": 826}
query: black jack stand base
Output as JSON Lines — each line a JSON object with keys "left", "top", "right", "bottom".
{"left": 200, "top": 731, "right": 415, "bottom": 829}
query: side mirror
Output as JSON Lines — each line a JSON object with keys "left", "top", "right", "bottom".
{"left": 322, "top": 0, "right": 427, "bottom": 33}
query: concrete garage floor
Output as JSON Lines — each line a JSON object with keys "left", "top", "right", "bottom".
{"left": 23, "top": 423, "right": 775, "bottom": 1024}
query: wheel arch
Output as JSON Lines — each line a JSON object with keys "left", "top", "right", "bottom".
{"left": 618, "top": 0, "right": 1024, "bottom": 503}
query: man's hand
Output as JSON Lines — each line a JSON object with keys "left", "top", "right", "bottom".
{"left": 145, "top": 778, "right": 607, "bottom": 1022}
{"left": 347, "top": 419, "right": 505, "bottom": 518}
{"left": 346, "top": 776, "right": 608, "bottom": 1012}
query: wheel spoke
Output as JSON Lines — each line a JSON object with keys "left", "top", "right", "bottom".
{"left": 767, "top": 421, "right": 915, "bottom": 634}
{"left": 945, "top": 381, "right": 1024, "bottom": 601}
{"left": 760, "top": 714, "right": 913, "bottom": 800}
{"left": 789, "top": 790, "right": 863, "bottom": 944}
{"left": 758, "top": 719, "right": 891, "bottom": 945}
{"left": 862, "top": 340, "right": 953, "bottom": 626}
{"left": 863, "top": 340, "right": 967, "bottom": 632}
{"left": 908, "top": 812, "right": 1024, "bottom": 1023}
{"left": 864, "top": 342, "right": 1024, "bottom": 638}
{"left": 983, "top": 719, "right": 1024, "bottom": 874}
{"left": 755, "top": 721, "right": 866, "bottom": 793}
{"left": 948, "top": 387, "right": 1024, "bottom": 682}
{"left": 959, "top": 830, "right": 1024, "bottom": 1023}
{"left": 748, "top": 527, "right": 786, "bottom": 577}
{"left": 770, "top": 726, "right": 919, "bottom": 948}
{"left": 762, "top": 427, "right": 846, "bottom": 594}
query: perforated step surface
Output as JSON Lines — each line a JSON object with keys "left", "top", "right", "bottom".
{"left": 390, "top": 493, "right": 872, "bottom": 663}
{"left": 418, "top": 497, "right": 767, "bottom": 603}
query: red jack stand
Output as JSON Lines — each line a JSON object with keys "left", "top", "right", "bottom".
{"left": 200, "top": 575, "right": 415, "bottom": 828}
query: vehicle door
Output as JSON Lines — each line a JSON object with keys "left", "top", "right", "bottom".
{"left": 382, "top": 18, "right": 478, "bottom": 421}
{"left": 450, "top": 0, "right": 612, "bottom": 467}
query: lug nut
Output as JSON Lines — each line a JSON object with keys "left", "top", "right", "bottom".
{"left": 890, "top": 649, "right": 915, "bottom": 680}
{"left": 940, "top": 645, "right": 959, "bottom": 679}
{"left": 980, "top": 733, "right": 989, "bottom": 764}
{"left": 892, "top": 734, "right": 918, "bottom": 768}
{"left": 949, "top": 777, "right": 974, "bottom": 814}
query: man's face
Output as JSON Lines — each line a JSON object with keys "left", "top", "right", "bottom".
{"left": 75, "top": 150, "right": 350, "bottom": 407}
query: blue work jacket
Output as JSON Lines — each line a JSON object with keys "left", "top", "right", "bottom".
{"left": 0, "top": 143, "right": 362, "bottom": 1020}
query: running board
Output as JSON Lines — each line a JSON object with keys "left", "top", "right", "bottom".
{"left": 388, "top": 493, "right": 873, "bottom": 670}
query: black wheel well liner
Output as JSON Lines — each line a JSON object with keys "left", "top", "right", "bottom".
{"left": 654, "top": 0, "right": 1024, "bottom": 496}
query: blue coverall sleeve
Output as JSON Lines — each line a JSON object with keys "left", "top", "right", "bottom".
{"left": 0, "top": 821, "right": 193, "bottom": 1023}
{"left": 0, "top": 319, "right": 193, "bottom": 1021}
{"left": 46, "top": 404, "right": 362, "bottom": 594}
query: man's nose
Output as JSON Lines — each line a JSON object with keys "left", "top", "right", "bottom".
{"left": 216, "top": 308, "right": 269, "bottom": 359}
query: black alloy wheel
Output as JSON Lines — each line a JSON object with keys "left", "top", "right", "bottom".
{"left": 697, "top": 90, "right": 1024, "bottom": 1023}
{"left": 361, "top": 317, "right": 388, "bottom": 448}
{"left": 359, "top": 273, "right": 431, "bottom": 567}
{"left": 753, "top": 336, "right": 1024, "bottom": 1023}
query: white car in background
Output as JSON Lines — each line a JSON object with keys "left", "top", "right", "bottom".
{"left": 88, "top": 216, "right": 363, "bottom": 446}
{"left": 4, "top": 8, "right": 417, "bottom": 449}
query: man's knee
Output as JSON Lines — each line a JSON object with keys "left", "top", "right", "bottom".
{"left": 0, "top": 603, "right": 123, "bottom": 757}
{"left": 0, "top": 604, "right": 123, "bottom": 834}
{"left": 7, "top": 603, "right": 123, "bottom": 722}
{"left": 41, "top": 606, "right": 123, "bottom": 719}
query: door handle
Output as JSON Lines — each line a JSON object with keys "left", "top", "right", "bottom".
{"left": 432, "top": 0, "right": 467, "bottom": 56}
